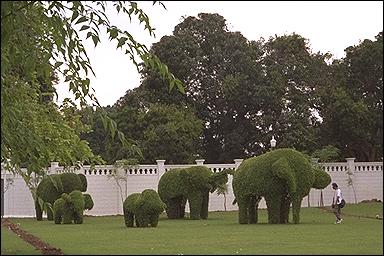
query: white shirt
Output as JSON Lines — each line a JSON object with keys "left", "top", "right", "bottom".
{"left": 334, "top": 188, "right": 343, "bottom": 204}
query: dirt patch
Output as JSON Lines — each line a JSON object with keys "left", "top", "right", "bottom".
{"left": 1, "top": 218, "right": 64, "bottom": 255}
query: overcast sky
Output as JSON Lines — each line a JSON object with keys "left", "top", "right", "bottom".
{"left": 56, "top": 1, "right": 383, "bottom": 107}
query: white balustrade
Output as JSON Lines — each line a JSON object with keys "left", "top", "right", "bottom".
{"left": 1, "top": 158, "right": 382, "bottom": 217}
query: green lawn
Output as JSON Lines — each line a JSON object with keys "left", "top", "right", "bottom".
{"left": 2, "top": 202, "right": 383, "bottom": 255}
{"left": 1, "top": 226, "right": 41, "bottom": 255}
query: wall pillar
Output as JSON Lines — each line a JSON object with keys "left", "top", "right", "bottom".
{"left": 49, "top": 162, "right": 59, "bottom": 174}
{"left": 195, "top": 159, "right": 205, "bottom": 165}
{"left": 234, "top": 159, "right": 243, "bottom": 170}
{"left": 156, "top": 160, "right": 166, "bottom": 180}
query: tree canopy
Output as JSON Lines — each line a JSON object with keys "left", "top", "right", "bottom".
{"left": 1, "top": 1, "right": 184, "bottom": 199}
{"left": 91, "top": 13, "right": 382, "bottom": 163}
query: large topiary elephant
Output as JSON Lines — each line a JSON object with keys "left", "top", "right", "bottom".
{"left": 232, "top": 148, "right": 331, "bottom": 224}
{"left": 158, "top": 166, "right": 230, "bottom": 220}
{"left": 123, "top": 189, "right": 166, "bottom": 228}
{"left": 35, "top": 172, "right": 88, "bottom": 221}
{"left": 53, "top": 190, "right": 94, "bottom": 224}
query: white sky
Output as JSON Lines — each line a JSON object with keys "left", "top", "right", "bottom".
{"left": 56, "top": 1, "right": 383, "bottom": 107}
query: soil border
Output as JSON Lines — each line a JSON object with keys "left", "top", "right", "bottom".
{"left": 1, "top": 218, "right": 64, "bottom": 255}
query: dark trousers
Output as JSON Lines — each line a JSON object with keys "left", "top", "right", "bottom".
{"left": 332, "top": 204, "right": 341, "bottom": 220}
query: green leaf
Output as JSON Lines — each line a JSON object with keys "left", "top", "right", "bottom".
{"left": 117, "top": 37, "right": 127, "bottom": 48}
{"left": 54, "top": 61, "right": 63, "bottom": 68}
{"left": 109, "top": 28, "right": 118, "bottom": 39}
{"left": 80, "top": 25, "right": 90, "bottom": 31}
{"left": 75, "top": 16, "right": 88, "bottom": 25}
{"left": 71, "top": 10, "right": 79, "bottom": 23}
{"left": 91, "top": 35, "right": 99, "bottom": 47}
{"left": 86, "top": 31, "right": 93, "bottom": 39}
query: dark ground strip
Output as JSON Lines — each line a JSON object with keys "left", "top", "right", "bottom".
{"left": 1, "top": 218, "right": 64, "bottom": 255}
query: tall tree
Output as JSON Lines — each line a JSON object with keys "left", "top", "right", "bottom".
{"left": 137, "top": 13, "right": 268, "bottom": 162}
{"left": 262, "top": 33, "right": 332, "bottom": 154}
{"left": 317, "top": 32, "right": 383, "bottom": 161}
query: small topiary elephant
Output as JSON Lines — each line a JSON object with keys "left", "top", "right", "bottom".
{"left": 232, "top": 148, "right": 331, "bottom": 224}
{"left": 123, "top": 189, "right": 166, "bottom": 228}
{"left": 53, "top": 190, "right": 94, "bottom": 224}
{"left": 158, "top": 166, "right": 230, "bottom": 220}
{"left": 36, "top": 172, "right": 88, "bottom": 221}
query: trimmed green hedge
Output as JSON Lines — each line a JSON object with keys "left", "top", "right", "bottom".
{"left": 36, "top": 173, "right": 88, "bottom": 221}
{"left": 233, "top": 148, "right": 331, "bottom": 224}
{"left": 123, "top": 189, "right": 165, "bottom": 227}
{"left": 158, "top": 166, "right": 229, "bottom": 220}
{"left": 53, "top": 190, "right": 85, "bottom": 224}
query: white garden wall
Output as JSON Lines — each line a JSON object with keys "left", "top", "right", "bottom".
{"left": 1, "top": 159, "right": 382, "bottom": 217}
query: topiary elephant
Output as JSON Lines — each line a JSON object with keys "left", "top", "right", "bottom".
{"left": 53, "top": 190, "right": 94, "bottom": 224}
{"left": 123, "top": 189, "right": 166, "bottom": 228}
{"left": 158, "top": 166, "right": 230, "bottom": 220}
{"left": 35, "top": 172, "right": 88, "bottom": 221}
{"left": 232, "top": 148, "right": 331, "bottom": 224}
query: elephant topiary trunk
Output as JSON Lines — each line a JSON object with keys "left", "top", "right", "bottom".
{"left": 232, "top": 148, "right": 331, "bottom": 224}
{"left": 123, "top": 189, "right": 165, "bottom": 228}
{"left": 158, "top": 166, "right": 230, "bottom": 220}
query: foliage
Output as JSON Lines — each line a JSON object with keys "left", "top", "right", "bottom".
{"left": 232, "top": 148, "right": 331, "bottom": 224}
{"left": 83, "top": 193, "right": 94, "bottom": 211}
{"left": 53, "top": 190, "right": 85, "bottom": 224}
{"left": 36, "top": 172, "right": 88, "bottom": 221}
{"left": 115, "top": 13, "right": 338, "bottom": 163}
{"left": 123, "top": 189, "right": 165, "bottom": 227}
{"left": 1, "top": 1, "right": 184, "bottom": 215}
{"left": 139, "top": 104, "right": 203, "bottom": 164}
{"left": 311, "top": 145, "right": 341, "bottom": 162}
{"left": 158, "top": 166, "right": 229, "bottom": 220}
{"left": 261, "top": 33, "right": 331, "bottom": 153}
{"left": 84, "top": 100, "right": 204, "bottom": 164}
{"left": 134, "top": 13, "right": 268, "bottom": 162}
{"left": 317, "top": 32, "right": 383, "bottom": 161}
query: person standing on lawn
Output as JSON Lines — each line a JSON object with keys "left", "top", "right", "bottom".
{"left": 331, "top": 182, "right": 344, "bottom": 224}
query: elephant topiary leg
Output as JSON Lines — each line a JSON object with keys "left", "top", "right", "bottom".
{"left": 73, "top": 212, "right": 83, "bottom": 224}
{"left": 47, "top": 207, "right": 54, "bottom": 221}
{"left": 62, "top": 208, "right": 74, "bottom": 224}
{"left": 35, "top": 200, "right": 43, "bottom": 221}
{"left": 166, "top": 197, "right": 184, "bottom": 219}
{"left": 237, "top": 197, "right": 250, "bottom": 224}
{"left": 188, "top": 193, "right": 203, "bottom": 220}
{"left": 149, "top": 214, "right": 159, "bottom": 227}
{"left": 248, "top": 196, "right": 260, "bottom": 224}
{"left": 180, "top": 198, "right": 186, "bottom": 218}
{"left": 135, "top": 213, "right": 150, "bottom": 227}
{"left": 124, "top": 209, "right": 135, "bottom": 227}
{"left": 200, "top": 192, "right": 209, "bottom": 219}
{"left": 54, "top": 212, "right": 62, "bottom": 224}
{"left": 280, "top": 194, "right": 291, "bottom": 224}
{"left": 265, "top": 196, "right": 281, "bottom": 224}
{"left": 292, "top": 197, "right": 303, "bottom": 224}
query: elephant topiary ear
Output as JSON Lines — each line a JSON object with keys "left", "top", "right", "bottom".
{"left": 49, "top": 174, "right": 64, "bottom": 194}
{"left": 83, "top": 193, "right": 94, "bottom": 210}
{"left": 312, "top": 165, "right": 331, "bottom": 189}
{"left": 78, "top": 174, "right": 88, "bottom": 192}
